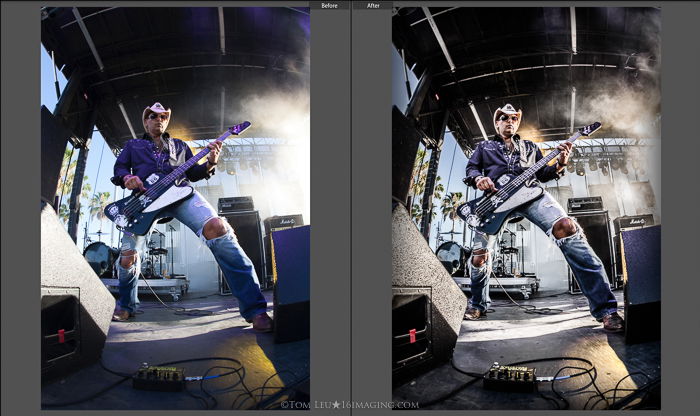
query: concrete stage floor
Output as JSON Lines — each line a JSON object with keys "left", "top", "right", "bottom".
{"left": 41, "top": 289, "right": 310, "bottom": 410}
{"left": 393, "top": 290, "right": 660, "bottom": 410}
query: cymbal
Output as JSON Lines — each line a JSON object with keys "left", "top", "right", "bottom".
{"left": 440, "top": 231, "right": 462, "bottom": 234}
{"left": 89, "top": 231, "right": 110, "bottom": 235}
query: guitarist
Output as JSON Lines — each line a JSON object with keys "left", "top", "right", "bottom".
{"left": 462, "top": 104, "right": 623, "bottom": 332}
{"left": 108, "top": 102, "right": 272, "bottom": 332}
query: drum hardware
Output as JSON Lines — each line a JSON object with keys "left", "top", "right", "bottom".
{"left": 142, "top": 229, "right": 168, "bottom": 279}
{"left": 83, "top": 242, "right": 119, "bottom": 279}
{"left": 167, "top": 224, "right": 177, "bottom": 278}
{"left": 435, "top": 241, "right": 472, "bottom": 277}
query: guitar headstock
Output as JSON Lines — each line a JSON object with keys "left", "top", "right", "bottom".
{"left": 579, "top": 122, "right": 602, "bottom": 137}
{"left": 228, "top": 121, "right": 252, "bottom": 135}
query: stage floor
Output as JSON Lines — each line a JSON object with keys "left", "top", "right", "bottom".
{"left": 393, "top": 290, "right": 660, "bottom": 410}
{"left": 41, "top": 290, "right": 309, "bottom": 410}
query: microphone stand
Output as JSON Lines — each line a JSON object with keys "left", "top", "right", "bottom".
{"left": 168, "top": 225, "right": 175, "bottom": 278}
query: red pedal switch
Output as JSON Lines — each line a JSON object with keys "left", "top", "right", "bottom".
{"left": 409, "top": 329, "right": 416, "bottom": 344}
{"left": 57, "top": 329, "right": 65, "bottom": 344}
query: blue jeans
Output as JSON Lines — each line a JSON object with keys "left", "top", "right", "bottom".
{"left": 115, "top": 190, "right": 268, "bottom": 321}
{"left": 467, "top": 191, "right": 618, "bottom": 319}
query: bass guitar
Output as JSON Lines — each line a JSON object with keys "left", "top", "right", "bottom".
{"left": 456, "top": 122, "right": 601, "bottom": 235}
{"left": 104, "top": 121, "right": 251, "bottom": 235}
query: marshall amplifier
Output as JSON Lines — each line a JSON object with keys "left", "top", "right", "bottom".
{"left": 613, "top": 214, "right": 655, "bottom": 234}
{"left": 567, "top": 196, "right": 604, "bottom": 213}
{"left": 264, "top": 215, "right": 304, "bottom": 235}
{"left": 263, "top": 215, "right": 304, "bottom": 287}
{"left": 612, "top": 214, "right": 655, "bottom": 281}
{"left": 218, "top": 196, "right": 254, "bottom": 214}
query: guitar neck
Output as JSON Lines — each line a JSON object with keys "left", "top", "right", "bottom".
{"left": 508, "top": 132, "right": 581, "bottom": 189}
{"left": 149, "top": 130, "right": 233, "bottom": 193}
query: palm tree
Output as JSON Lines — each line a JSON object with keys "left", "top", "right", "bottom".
{"left": 58, "top": 203, "right": 70, "bottom": 224}
{"left": 57, "top": 148, "right": 92, "bottom": 204}
{"left": 441, "top": 192, "right": 464, "bottom": 237}
{"left": 88, "top": 192, "right": 111, "bottom": 236}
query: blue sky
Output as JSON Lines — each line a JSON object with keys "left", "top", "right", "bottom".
{"left": 42, "top": 46, "right": 121, "bottom": 248}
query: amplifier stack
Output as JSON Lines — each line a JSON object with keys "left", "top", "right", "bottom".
{"left": 612, "top": 214, "right": 655, "bottom": 286}
{"left": 263, "top": 215, "right": 304, "bottom": 287}
{"left": 566, "top": 196, "right": 616, "bottom": 293}
{"left": 217, "top": 196, "right": 267, "bottom": 293}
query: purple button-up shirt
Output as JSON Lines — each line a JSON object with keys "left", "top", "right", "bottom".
{"left": 111, "top": 133, "right": 213, "bottom": 192}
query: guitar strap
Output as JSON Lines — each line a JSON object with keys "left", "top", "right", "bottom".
{"left": 163, "top": 136, "right": 179, "bottom": 166}
{"left": 517, "top": 138, "right": 536, "bottom": 168}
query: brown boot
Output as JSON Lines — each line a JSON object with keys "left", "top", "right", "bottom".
{"left": 464, "top": 307, "right": 485, "bottom": 320}
{"left": 251, "top": 312, "right": 273, "bottom": 333}
{"left": 112, "top": 307, "right": 132, "bottom": 322}
{"left": 600, "top": 312, "right": 624, "bottom": 332}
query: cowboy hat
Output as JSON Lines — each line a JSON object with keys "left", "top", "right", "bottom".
{"left": 142, "top": 102, "right": 171, "bottom": 131}
{"left": 493, "top": 103, "right": 522, "bottom": 130}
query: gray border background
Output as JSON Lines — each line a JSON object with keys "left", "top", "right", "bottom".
{"left": 2, "top": 1, "right": 699, "bottom": 415}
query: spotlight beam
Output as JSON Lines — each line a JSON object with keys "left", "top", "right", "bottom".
{"left": 72, "top": 7, "right": 104, "bottom": 71}
{"left": 117, "top": 100, "right": 137, "bottom": 139}
{"left": 570, "top": 6, "right": 578, "bottom": 55}
{"left": 422, "top": 6, "right": 456, "bottom": 72}
{"left": 469, "top": 102, "right": 489, "bottom": 141}
{"left": 218, "top": 7, "right": 226, "bottom": 55}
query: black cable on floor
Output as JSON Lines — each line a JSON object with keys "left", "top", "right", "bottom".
{"left": 489, "top": 272, "right": 564, "bottom": 315}
{"left": 415, "top": 356, "right": 598, "bottom": 409}
{"left": 139, "top": 276, "right": 225, "bottom": 316}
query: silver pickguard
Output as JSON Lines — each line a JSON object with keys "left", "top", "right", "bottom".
{"left": 493, "top": 186, "right": 543, "bottom": 213}
{"left": 142, "top": 186, "right": 194, "bottom": 213}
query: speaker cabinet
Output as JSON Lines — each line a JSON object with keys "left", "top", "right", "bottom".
{"left": 567, "top": 210, "right": 616, "bottom": 293}
{"left": 220, "top": 210, "right": 266, "bottom": 291}
{"left": 271, "top": 225, "right": 310, "bottom": 344}
{"left": 621, "top": 225, "right": 661, "bottom": 344}
{"left": 392, "top": 289, "right": 432, "bottom": 373}
{"left": 263, "top": 215, "right": 304, "bottom": 289}
{"left": 41, "top": 202, "right": 115, "bottom": 382}
{"left": 613, "top": 214, "right": 655, "bottom": 279}
{"left": 392, "top": 204, "right": 467, "bottom": 385}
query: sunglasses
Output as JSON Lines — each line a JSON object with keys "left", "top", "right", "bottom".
{"left": 148, "top": 113, "right": 169, "bottom": 121}
{"left": 498, "top": 114, "right": 519, "bottom": 122}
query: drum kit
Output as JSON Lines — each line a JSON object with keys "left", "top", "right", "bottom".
{"left": 435, "top": 229, "right": 522, "bottom": 278}
{"left": 82, "top": 229, "right": 169, "bottom": 280}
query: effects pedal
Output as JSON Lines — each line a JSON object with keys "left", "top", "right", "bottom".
{"left": 483, "top": 362, "right": 537, "bottom": 393}
{"left": 132, "top": 364, "right": 185, "bottom": 392}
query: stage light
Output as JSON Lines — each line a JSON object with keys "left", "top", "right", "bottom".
{"left": 620, "top": 159, "right": 629, "bottom": 175}
{"left": 567, "top": 161, "right": 575, "bottom": 173}
{"left": 576, "top": 161, "right": 586, "bottom": 176}
{"left": 588, "top": 157, "right": 597, "bottom": 171}
{"left": 226, "top": 161, "right": 236, "bottom": 175}
{"left": 611, "top": 158, "right": 620, "bottom": 170}
{"left": 601, "top": 165, "right": 609, "bottom": 176}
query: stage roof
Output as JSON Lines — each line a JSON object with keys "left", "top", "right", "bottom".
{"left": 42, "top": 6, "right": 310, "bottom": 151}
{"left": 392, "top": 7, "right": 661, "bottom": 150}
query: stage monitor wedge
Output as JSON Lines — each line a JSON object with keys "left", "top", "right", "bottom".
{"left": 41, "top": 202, "right": 115, "bottom": 382}
{"left": 392, "top": 203, "right": 468, "bottom": 386}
